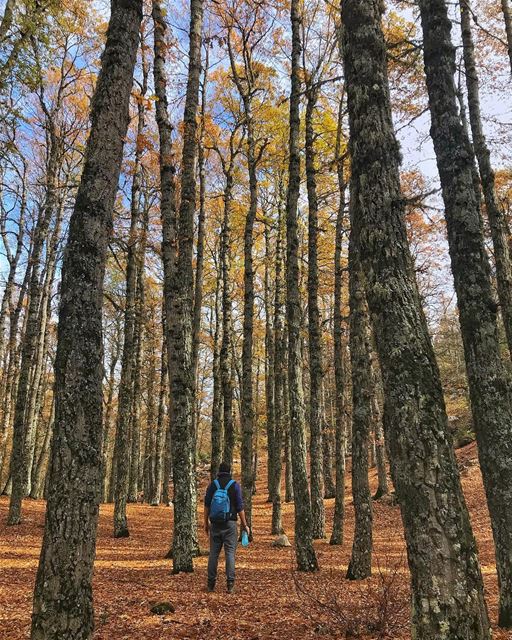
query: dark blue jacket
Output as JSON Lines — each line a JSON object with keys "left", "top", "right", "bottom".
{"left": 204, "top": 472, "right": 244, "bottom": 521}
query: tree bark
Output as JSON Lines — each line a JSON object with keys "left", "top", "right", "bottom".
{"left": 264, "top": 221, "right": 276, "bottom": 503}
{"left": 346, "top": 235, "right": 372, "bottom": 580}
{"left": 168, "top": 0, "right": 204, "bottom": 574}
{"left": 102, "top": 318, "right": 121, "bottom": 503}
{"left": 151, "top": 335, "right": 168, "bottom": 504}
{"left": 271, "top": 196, "right": 285, "bottom": 534}
{"left": 501, "top": 0, "right": 512, "bottom": 73}
{"left": 461, "top": 0, "right": 512, "bottom": 361}
{"left": 152, "top": 0, "right": 177, "bottom": 510}
{"left": 342, "top": 1, "right": 490, "bottom": 637}
{"left": 113, "top": 48, "right": 146, "bottom": 535}
{"left": 330, "top": 102, "right": 348, "bottom": 547}
{"left": 305, "top": 84, "right": 325, "bottom": 540}
{"left": 286, "top": 0, "right": 318, "bottom": 572}
{"left": 210, "top": 265, "right": 223, "bottom": 480}
{"left": 219, "top": 153, "right": 236, "bottom": 470}
{"left": 31, "top": 2, "right": 142, "bottom": 637}
{"left": 419, "top": 0, "right": 512, "bottom": 627}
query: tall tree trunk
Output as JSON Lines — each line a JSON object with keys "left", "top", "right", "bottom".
{"left": 152, "top": 0, "right": 175, "bottom": 515}
{"left": 0, "top": 238, "right": 31, "bottom": 481}
{"left": 419, "top": 0, "right": 512, "bottom": 627}
{"left": 8, "top": 125, "right": 62, "bottom": 525}
{"left": 113, "top": 50, "right": 146, "bottom": 535}
{"left": 305, "top": 84, "right": 325, "bottom": 540}
{"left": 210, "top": 268, "right": 223, "bottom": 480}
{"left": 461, "top": 0, "right": 512, "bottom": 360}
{"left": 226, "top": 27, "right": 258, "bottom": 529}
{"left": 286, "top": 0, "right": 318, "bottom": 572}
{"left": 346, "top": 236, "right": 372, "bottom": 580}
{"left": 330, "top": 121, "right": 348, "bottom": 546}
{"left": 192, "top": 47, "right": 209, "bottom": 445}
{"left": 102, "top": 319, "right": 121, "bottom": 503}
{"left": 151, "top": 335, "right": 168, "bottom": 504}
{"left": 0, "top": 164, "right": 26, "bottom": 370}
{"left": 240, "top": 129, "right": 256, "bottom": 529}
{"left": 168, "top": 0, "right": 204, "bottom": 574}
{"left": 152, "top": 0, "right": 177, "bottom": 511}
{"left": 220, "top": 162, "right": 235, "bottom": 469}
{"left": 31, "top": 3, "right": 142, "bottom": 637}
{"left": 271, "top": 197, "right": 285, "bottom": 534}
{"left": 460, "top": 0, "right": 512, "bottom": 356}
{"left": 264, "top": 222, "right": 276, "bottom": 502}
{"left": 27, "top": 204, "right": 63, "bottom": 496}
{"left": 501, "top": 0, "right": 512, "bottom": 73}
{"left": 129, "top": 223, "right": 147, "bottom": 501}
{"left": 342, "top": 1, "right": 490, "bottom": 637}
{"left": 143, "top": 338, "right": 158, "bottom": 501}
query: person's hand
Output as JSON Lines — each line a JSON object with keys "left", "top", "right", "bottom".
{"left": 244, "top": 525, "right": 251, "bottom": 539}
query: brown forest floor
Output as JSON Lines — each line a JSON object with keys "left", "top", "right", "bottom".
{"left": 1, "top": 443, "right": 511, "bottom": 640}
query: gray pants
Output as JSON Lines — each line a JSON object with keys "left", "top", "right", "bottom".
{"left": 207, "top": 520, "right": 237, "bottom": 584}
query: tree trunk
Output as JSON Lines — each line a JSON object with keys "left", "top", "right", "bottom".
{"left": 371, "top": 366, "right": 388, "bottom": 499}
{"left": 220, "top": 162, "right": 235, "bottom": 469}
{"left": 285, "top": 0, "right": 318, "bottom": 572}
{"left": 461, "top": 0, "right": 512, "bottom": 361}
{"left": 192, "top": 48, "right": 209, "bottom": 449}
{"left": 330, "top": 119, "right": 348, "bottom": 546}
{"left": 31, "top": 2, "right": 142, "bottom": 638}
{"left": 210, "top": 267, "right": 223, "bottom": 480}
{"left": 27, "top": 204, "right": 63, "bottom": 496}
{"left": 152, "top": 0, "right": 177, "bottom": 511}
{"left": 321, "top": 410, "right": 336, "bottom": 499}
{"left": 30, "top": 400, "right": 54, "bottom": 501}
{"left": 129, "top": 232, "right": 147, "bottom": 501}
{"left": 113, "top": 53, "right": 146, "bottom": 535}
{"left": 8, "top": 123, "right": 62, "bottom": 525}
{"left": 342, "top": 1, "right": 491, "bottom": 637}
{"left": 102, "top": 320, "right": 121, "bottom": 503}
{"left": 264, "top": 221, "right": 276, "bottom": 502}
{"left": 240, "top": 125, "right": 256, "bottom": 530}
{"left": 168, "top": 0, "right": 204, "bottom": 574}
{"left": 151, "top": 337, "right": 168, "bottom": 504}
{"left": 501, "top": 0, "right": 512, "bottom": 73}
{"left": 271, "top": 198, "right": 285, "bottom": 534}
{"left": 420, "top": 0, "right": 512, "bottom": 627}
{"left": 0, "top": 240, "right": 31, "bottom": 481}
{"left": 305, "top": 84, "right": 325, "bottom": 540}
{"left": 346, "top": 235, "right": 372, "bottom": 580}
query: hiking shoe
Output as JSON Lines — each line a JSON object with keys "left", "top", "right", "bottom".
{"left": 207, "top": 582, "right": 215, "bottom": 592}
{"left": 227, "top": 582, "right": 235, "bottom": 594}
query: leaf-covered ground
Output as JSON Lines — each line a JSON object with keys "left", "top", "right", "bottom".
{"left": 0, "top": 444, "right": 510, "bottom": 639}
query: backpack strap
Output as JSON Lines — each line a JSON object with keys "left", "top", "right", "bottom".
{"left": 213, "top": 479, "right": 220, "bottom": 490}
{"left": 225, "top": 479, "right": 235, "bottom": 491}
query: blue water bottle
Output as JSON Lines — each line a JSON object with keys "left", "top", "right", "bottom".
{"left": 241, "top": 530, "right": 250, "bottom": 547}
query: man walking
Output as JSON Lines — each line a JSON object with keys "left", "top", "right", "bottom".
{"left": 204, "top": 462, "right": 250, "bottom": 593}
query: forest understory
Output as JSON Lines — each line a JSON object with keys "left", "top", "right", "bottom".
{"left": 1, "top": 443, "right": 509, "bottom": 640}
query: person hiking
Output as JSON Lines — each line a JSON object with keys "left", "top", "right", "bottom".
{"left": 204, "top": 462, "right": 250, "bottom": 593}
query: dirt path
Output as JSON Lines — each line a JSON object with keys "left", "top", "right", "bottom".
{"left": 0, "top": 444, "right": 510, "bottom": 639}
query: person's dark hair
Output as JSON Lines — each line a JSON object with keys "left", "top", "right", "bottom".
{"left": 219, "top": 462, "right": 231, "bottom": 474}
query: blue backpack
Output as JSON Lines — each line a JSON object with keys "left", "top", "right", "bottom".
{"left": 209, "top": 479, "right": 235, "bottom": 523}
